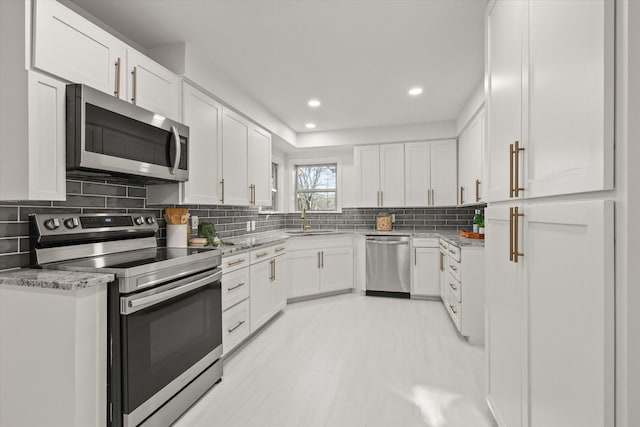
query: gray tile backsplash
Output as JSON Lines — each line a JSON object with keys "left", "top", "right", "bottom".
{"left": 0, "top": 179, "right": 482, "bottom": 271}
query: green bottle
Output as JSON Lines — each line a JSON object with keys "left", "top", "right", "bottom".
{"left": 472, "top": 209, "right": 481, "bottom": 233}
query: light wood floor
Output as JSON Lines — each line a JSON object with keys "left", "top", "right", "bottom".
{"left": 174, "top": 293, "right": 496, "bottom": 427}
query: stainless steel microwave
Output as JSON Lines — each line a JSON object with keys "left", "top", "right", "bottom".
{"left": 66, "top": 84, "right": 189, "bottom": 184}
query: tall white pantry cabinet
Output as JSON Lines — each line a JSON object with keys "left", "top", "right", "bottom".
{"left": 484, "top": 1, "right": 614, "bottom": 427}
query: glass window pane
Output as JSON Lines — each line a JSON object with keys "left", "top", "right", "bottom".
{"left": 297, "top": 191, "right": 336, "bottom": 211}
{"left": 296, "top": 165, "right": 337, "bottom": 190}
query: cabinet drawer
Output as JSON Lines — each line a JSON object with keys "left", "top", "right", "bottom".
{"left": 439, "top": 239, "right": 449, "bottom": 251}
{"left": 447, "top": 288, "right": 461, "bottom": 330}
{"left": 221, "top": 268, "right": 250, "bottom": 311}
{"left": 222, "top": 253, "right": 250, "bottom": 273}
{"left": 447, "top": 275, "right": 462, "bottom": 303}
{"left": 250, "top": 244, "right": 287, "bottom": 264}
{"left": 447, "top": 244, "right": 461, "bottom": 262}
{"left": 222, "top": 299, "right": 250, "bottom": 355}
{"left": 448, "top": 257, "right": 461, "bottom": 282}
{"left": 413, "top": 237, "right": 439, "bottom": 248}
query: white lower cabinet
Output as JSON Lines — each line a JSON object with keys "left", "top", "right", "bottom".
{"left": 287, "top": 235, "right": 354, "bottom": 299}
{"left": 486, "top": 200, "right": 614, "bottom": 427}
{"left": 221, "top": 242, "right": 287, "bottom": 356}
{"left": 411, "top": 238, "right": 440, "bottom": 297}
{"left": 436, "top": 239, "right": 484, "bottom": 344}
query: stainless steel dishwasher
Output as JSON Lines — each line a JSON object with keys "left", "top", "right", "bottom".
{"left": 365, "top": 235, "right": 411, "bottom": 298}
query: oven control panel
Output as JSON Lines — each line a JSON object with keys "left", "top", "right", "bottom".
{"left": 32, "top": 213, "right": 159, "bottom": 236}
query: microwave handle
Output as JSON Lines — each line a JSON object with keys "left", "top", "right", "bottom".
{"left": 170, "top": 126, "right": 181, "bottom": 175}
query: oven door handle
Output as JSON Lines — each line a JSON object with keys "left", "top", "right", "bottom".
{"left": 121, "top": 269, "right": 221, "bottom": 315}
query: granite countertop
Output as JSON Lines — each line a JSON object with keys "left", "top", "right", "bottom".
{"left": 0, "top": 269, "right": 115, "bottom": 291}
{"left": 215, "top": 230, "right": 483, "bottom": 257}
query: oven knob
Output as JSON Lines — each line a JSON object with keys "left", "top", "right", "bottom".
{"left": 44, "top": 218, "right": 61, "bottom": 230}
{"left": 145, "top": 216, "right": 156, "bottom": 225}
{"left": 64, "top": 218, "right": 79, "bottom": 229}
{"left": 134, "top": 217, "right": 144, "bottom": 225}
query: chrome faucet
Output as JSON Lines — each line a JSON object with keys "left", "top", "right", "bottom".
{"left": 301, "top": 208, "right": 311, "bottom": 231}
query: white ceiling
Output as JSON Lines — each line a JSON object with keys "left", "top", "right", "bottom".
{"left": 69, "top": 0, "right": 486, "bottom": 134}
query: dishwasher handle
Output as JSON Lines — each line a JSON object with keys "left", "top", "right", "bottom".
{"left": 366, "top": 240, "right": 408, "bottom": 245}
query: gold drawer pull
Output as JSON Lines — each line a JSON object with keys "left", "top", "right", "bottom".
{"left": 449, "top": 265, "right": 457, "bottom": 271}
{"left": 255, "top": 252, "right": 269, "bottom": 258}
{"left": 449, "top": 282, "right": 457, "bottom": 291}
{"left": 275, "top": 247, "right": 286, "bottom": 253}
{"left": 227, "top": 282, "right": 245, "bottom": 292}
{"left": 227, "top": 259, "right": 246, "bottom": 267}
{"left": 228, "top": 320, "right": 245, "bottom": 333}
{"left": 449, "top": 249, "right": 456, "bottom": 255}
{"left": 449, "top": 304, "right": 458, "bottom": 315}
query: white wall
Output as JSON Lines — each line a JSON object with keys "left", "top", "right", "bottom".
{"left": 296, "top": 120, "right": 456, "bottom": 148}
{"left": 455, "top": 81, "right": 484, "bottom": 135}
{"left": 149, "top": 43, "right": 298, "bottom": 146}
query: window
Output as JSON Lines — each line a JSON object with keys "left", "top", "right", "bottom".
{"left": 295, "top": 163, "right": 337, "bottom": 211}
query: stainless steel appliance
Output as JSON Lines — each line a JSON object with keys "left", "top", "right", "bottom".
{"left": 66, "top": 84, "right": 189, "bottom": 183}
{"left": 30, "top": 213, "right": 222, "bottom": 427}
{"left": 365, "top": 235, "right": 411, "bottom": 298}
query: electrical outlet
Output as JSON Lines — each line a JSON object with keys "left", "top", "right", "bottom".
{"left": 251, "top": 220, "right": 256, "bottom": 231}
{"left": 191, "top": 216, "right": 199, "bottom": 229}
{"left": 246, "top": 221, "right": 251, "bottom": 232}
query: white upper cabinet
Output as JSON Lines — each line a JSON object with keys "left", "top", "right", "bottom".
{"left": 221, "top": 108, "right": 250, "bottom": 205}
{"left": 220, "top": 107, "right": 272, "bottom": 206}
{"left": 147, "top": 83, "right": 221, "bottom": 205}
{"left": 127, "top": 49, "right": 181, "bottom": 121}
{"left": 405, "top": 140, "right": 457, "bottom": 207}
{"left": 32, "top": 0, "right": 183, "bottom": 120}
{"left": 404, "top": 142, "right": 431, "bottom": 206}
{"left": 354, "top": 144, "right": 404, "bottom": 207}
{"left": 458, "top": 109, "right": 485, "bottom": 205}
{"left": 486, "top": 0, "right": 524, "bottom": 203}
{"left": 429, "top": 140, "right": 457, "bottom": 206}
{"left": 355, "top": 145, "right": 382, "bottom": 207}
{"left": 525, "top": 0, "right": 614, "bottom": 198}
{"left": 486, "top": 0, "right": 613, "bottom": 202}
{"left": 248, "top": 126, "right": 272, "bottom": 207}
{"left": 33, "top": 0, "right": 126, "bottom": 100}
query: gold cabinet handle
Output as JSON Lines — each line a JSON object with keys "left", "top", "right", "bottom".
{"left": 449, "top": 264, "right": 457, "bottom": 272}
{"left": 255, "top": 252, "right": 269, "bottom": 258}
{"left": 460, "top": 186, "right": 465, "bottom": 205}
{"left": 114, "top": 57, "right": 121, "bottom": 97}
{"left": 512, "top": 206, "right": 525, "bottom": 263}
{"left": 269, "top": 259, "right": 275, "bottom": 281}
{"left": 220, "top": 178, "right": 225, "bottom": 203}
{"left": 510, "top": 141, "right": 525, "bottom": 197}
{"left": 475, "top": 179, "right": 481, "bottom": 202}
{"left": 228, "top": 320, "right": 245, "bottom": 333}
{"left": 431, "top": 189, "right": 435, "bottom": 206}
{"left": 449, "top": 282, "right": 457, "bottom": 291}
{"left": 227, "top": 282, "right": 245, "bottom": 292}
{"left": 440, "top": 252, "right": 444, "bottom": 271}
{"left": 321, "top": 251, "right": 324, "bottom": 268}
{"left": 414, "top": 248, "right": 417, "bottom": 266}
{"left": 275, "top": 247, "right": 286, "bottom": 253}
{"left": 510, "top": 143, "right": 515, "bottom": 198}
{"left": 449, "top": 304, "right": 458, "bottom": 315}
{"left": 131, "top": 66, "right": 137, "bottom": 104}
{"left": 317, "top": 251, "right": 321, "bottom": 269}
{"left": 427, "top": 189, "right": 431, "bottom": 206}
{"left": 273, "top": 259, "right": 276, "bottom": 281}
{"left": 509, "top": 207, "right": 514, "bottom": 262}
{"left": 227, "top": 258, "right": 245, "bottom": 267}
{"left": 249, "top": 184, "right": 256, "bottom": 205}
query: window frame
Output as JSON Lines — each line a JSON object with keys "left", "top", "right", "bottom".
{"left": 287, "top": 157, "right": 343, "bottom": 213}
{"left": 259, "top": 153, "right": 284, "bottom": 214}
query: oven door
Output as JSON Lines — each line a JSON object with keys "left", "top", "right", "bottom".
{"left": 120, "top": 268, "right": 222, "bottom": 426}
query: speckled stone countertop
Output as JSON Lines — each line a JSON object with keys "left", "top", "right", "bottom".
{"left": 215, "top": 230, "right": 483, "bottom": 257}
{"left": 218, "top": 231, "right": 290, "bottom": 257}
{"left": 0, "top": 269, "right": 114, "bottom": 291}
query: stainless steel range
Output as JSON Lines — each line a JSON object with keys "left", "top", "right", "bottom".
{"left": 30, "top": 213, "right": 223, "bottom": 427}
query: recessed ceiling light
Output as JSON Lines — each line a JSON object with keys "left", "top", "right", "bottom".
{"left": 305, "top": 123, "right": 316, "bottom": 129}
{"left": 408, "top": 87, "right": 423, "bottom": 96}
{"left": 307, "top": 99, "right": 321, "bottom": 108}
